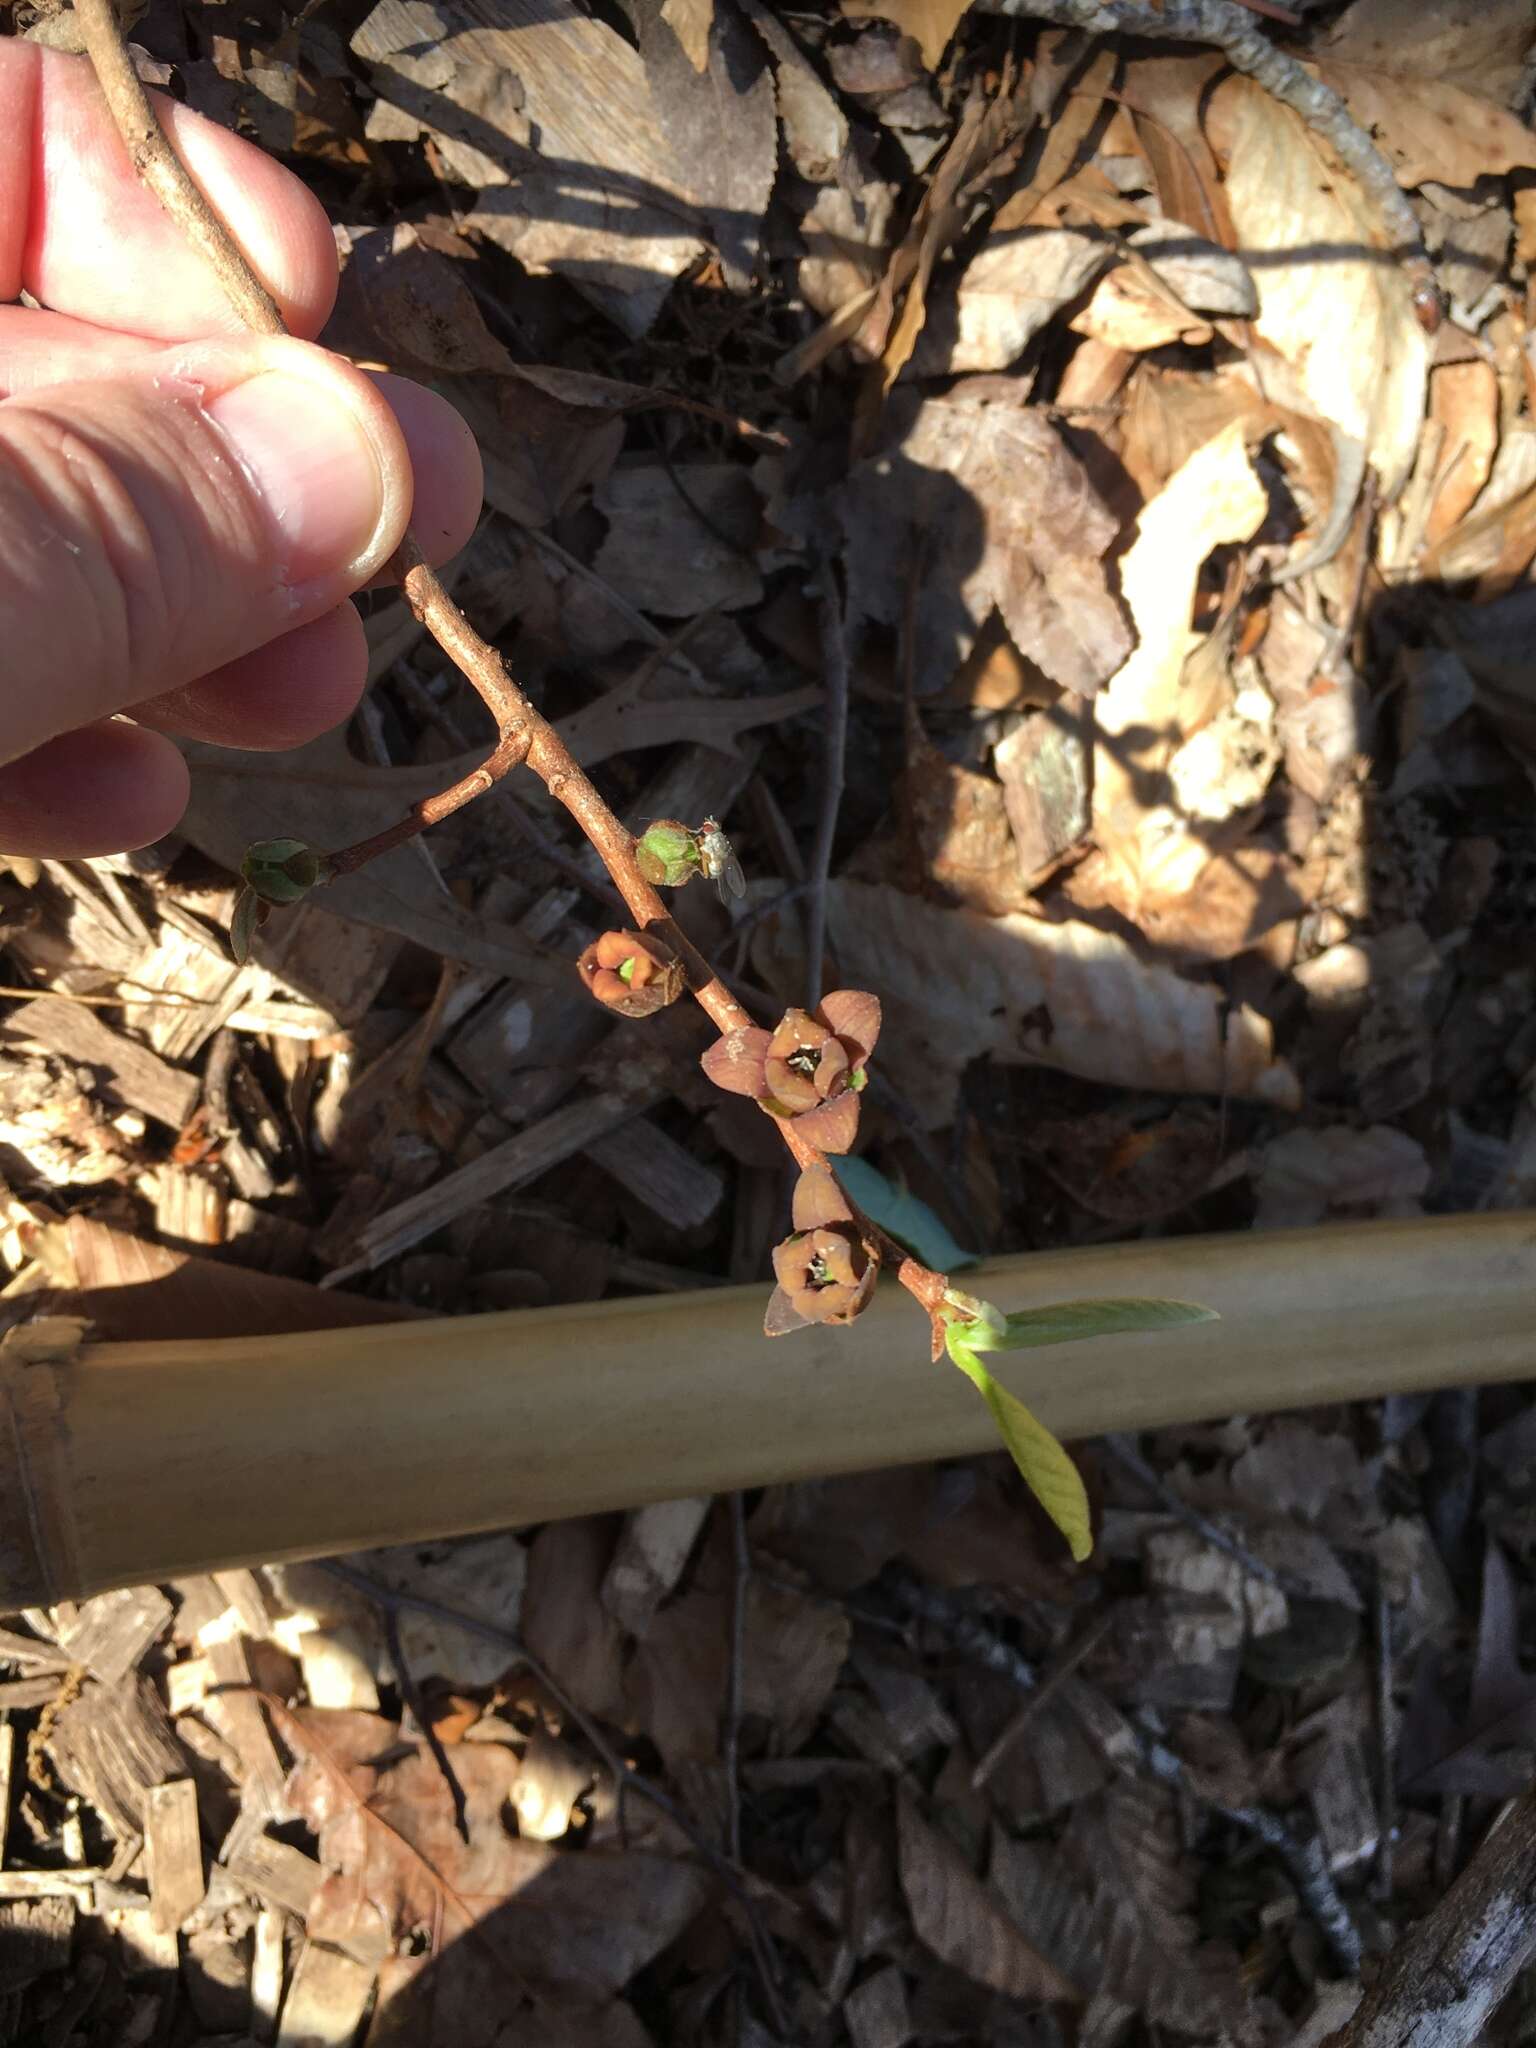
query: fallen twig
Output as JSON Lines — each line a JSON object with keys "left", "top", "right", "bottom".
{"left": 1322, "top": 1780, "right": 1536, "bottom": 2048}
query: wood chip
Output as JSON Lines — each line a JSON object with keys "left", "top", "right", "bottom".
{"left": 225, "top": 1834, "right": 327, "bottom": 1922}
{"left": 203, "top": 1637, "right": 289, "bottom": 1819}
{"left": 0, "top": 1722, "right": 11, "bottom": 1866}
{"left": 275, "top": 1939, "right": 376, "bottom": 2047}
{"left": 326, "top": 1088, "right": 653, "bottom": 1279}
{"left": 586, "top": 1116, "right": 725, "bottom": 1230}
{"left": 146, "top": 1778, "right": 205, "bottom": 1934}
{"left": 0, "top": 1894, "right": 74, "bottom": 1994}
{"left": 602, "top": 1498, "right": 711, "bottom": 1637}
{"left": 59, "top": 1585, "right": 174, "bottom": 1686}
{"left": 252, "top": 1904, "right": 286, "bottom": 2039}
{"left": 0, "top": 997, "right": 199, "bottom": 1129}
{"left": 46, "top": 1677, "right": 191, "bottom": 1842}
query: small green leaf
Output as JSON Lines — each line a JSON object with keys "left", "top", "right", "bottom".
{"left": 993, "top": 1298, "right": 1220, "bottom": 1351}
{"left": 835, "top": 1156, "right": 978, "bottom": 1271}
{"left": 229, "top": 884, "right": 260, "bottom": 966}
{"left": 946, "top": 1325, "right": 1092, "bottom": 1562}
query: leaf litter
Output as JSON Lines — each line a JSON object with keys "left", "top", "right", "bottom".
{"left": 7, "top": 0, "right": 1536, "bottom": 2036}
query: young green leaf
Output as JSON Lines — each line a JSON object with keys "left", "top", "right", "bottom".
{"left": 229, "top": 884, "right": 260, "bottom": 966}
{"left": 940, "top": 1294, "right": 1219, "bottom": 1562}
{"left": 946, "top": 1325, "right": 1092, "bottom": 1562}
{"left": 992, "top": 1297, "right": 1219, "bottom": 1351}
{"left": 835, "top": 1156, "right": 979, "bottom": 1272}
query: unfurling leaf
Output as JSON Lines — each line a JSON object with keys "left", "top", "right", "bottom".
{"left": 229, "top": 883, "right": 261, "bottom": 966}
{"left": 991, "top": 1297, "right": 1219, "bottom": 1350}
{"left": 946, "top": 1327, "right": 1093, "bottom": 1563}
{"left": 942, "top": 1295, "right": 1220, "bottom": 1561}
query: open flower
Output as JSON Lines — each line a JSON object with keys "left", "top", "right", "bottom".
{"left": 700, "top": 990, "right": 880, "bottom": 1153}
{"left": 765, "top": 1164, "right": 879, "bottom": 1334}
{"left": 577, "top": 930, "right": 684, "bottom": 1018}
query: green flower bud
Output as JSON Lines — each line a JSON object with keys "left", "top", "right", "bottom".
{"left": 240, "top": 839, "right": 331, "bottom": 905}
{"left": 635, "top": 820, "right": 700, "bottom": 889}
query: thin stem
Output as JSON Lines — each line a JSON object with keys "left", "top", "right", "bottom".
{"left": 724, "top": 1492, "right": 749, "bottom": 1867}
{"left": 805, "top": 559, "right": 848, "bottom": 1012}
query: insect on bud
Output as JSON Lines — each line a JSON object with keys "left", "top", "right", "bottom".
{"left": 635, "top": 821, "right": 701, "bottom": 889}
{"left": 577, "top": 930, "right": 685, "bottom": 1018}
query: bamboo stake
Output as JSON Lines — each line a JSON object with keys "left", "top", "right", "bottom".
{"left": 1, "top": 1211, "right": 1533, "bottom": 1608}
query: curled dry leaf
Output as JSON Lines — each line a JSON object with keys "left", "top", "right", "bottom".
{"left": 1207, "top": 74, "right": 1430, "bottom": 499}
{"left": 758, "top": 880, "right": 1299, "bottom": 1126}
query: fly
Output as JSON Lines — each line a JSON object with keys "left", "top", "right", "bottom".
{"left": 697, "top": 817, "right": 746, "bottom": 904}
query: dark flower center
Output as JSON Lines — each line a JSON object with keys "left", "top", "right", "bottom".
{"left": 787, "top": 1048, "right": 820, "bottom": 1079}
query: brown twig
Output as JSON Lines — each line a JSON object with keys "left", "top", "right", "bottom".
{"left": 723, "top": 1491, "right": 750, "bottom": 1867}
{"left": 73, "top": 0, "right": 954, "bottom": 1334}
{"left": 1323, "top": 1780, "right": 1536, "bottom": 2048}
{"left": 72, "top": 0, "right": 287, "bottom": 336}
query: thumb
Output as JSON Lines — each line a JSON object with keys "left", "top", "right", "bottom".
{"left": 0, "top": 333, "right": 411, "bottom": 766}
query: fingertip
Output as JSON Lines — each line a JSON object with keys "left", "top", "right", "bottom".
{"left": 0, "top": 722, "right": 190, "bottom": 857}
{"left": 370, "top": 373, "right": 484, "bottom": 570}
{"left": 133, "top": 602, "right": 369, "bottom": 749}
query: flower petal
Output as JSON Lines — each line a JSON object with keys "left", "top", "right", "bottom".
{"left": 793, "top": 1090, "right": 861, "bottom": 1154}
{"left": 700, "top": 1027, "right": 772, "bottom": 1097}
{"left": 764, "top": 1286, "right": 812, "bottom": 1337}
{"left": 819, "top": 990, "right": 881, "bottom": 1060}
{"left": 764, "top": 1056, "right": 820, "bottom": 1113}
{"left": 791, "top": 1164, "right": 856, "bottom": 1231}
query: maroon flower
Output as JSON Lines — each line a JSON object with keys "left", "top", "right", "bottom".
{"left": 577, "top": 930, "right": 684, "bottom": 1019}
{"left": 700, "top": 990, "right": 880, "bottom": 1154}
{"left": 765, "top": 1164, "right": 879, "bottom": 1335}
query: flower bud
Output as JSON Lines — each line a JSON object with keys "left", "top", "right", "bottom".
{"left": 240, "top": 838, "right": 331, "bottom": 905}
{"left": 635, "top": 820, "right": 701, "bottom": 889}
{"left": 577, "top": 929, "right": 685, "bottom": 1018}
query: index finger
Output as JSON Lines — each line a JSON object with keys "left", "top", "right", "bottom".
{"left": 0, "top": 41, "right": 339, "bottom": 340}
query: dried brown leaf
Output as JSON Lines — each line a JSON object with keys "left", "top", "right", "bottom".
{"left": 842, "top": 390, "right": 1131, "bottom": 696}
{"left": 772, "top": 880, "right": 1299, "bottom": 1128}
{"left": 1313, "top": 63, "right": 1536, "bottom": 190}
{"left": 990, "top": 1785, "right": 1253, "bottom": 2037}
{"left": 1207, "top": 74, "right": 1429, "bottom": 498}
{"left": 637, "top": 0, "right": 777, "bottom": 288}
{"left": 1318, "top": 0, "right": 1535, "bottom": 112}
{"left": 353, "top": 0, "right": 707, "bottom": 337}
{"left": 897, "top": 1785, "right": 1080, "bottom": 2002}
{"left": 840, "top": 0, "right": 971, "bottom": 74}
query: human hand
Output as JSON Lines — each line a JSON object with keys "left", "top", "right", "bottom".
{"left": 0, "top": 41, "right": 483, "bottom": 856}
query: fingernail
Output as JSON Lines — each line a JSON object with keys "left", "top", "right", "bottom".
{"left": 208, "top": 372, "right": 388, "bottom": 587}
